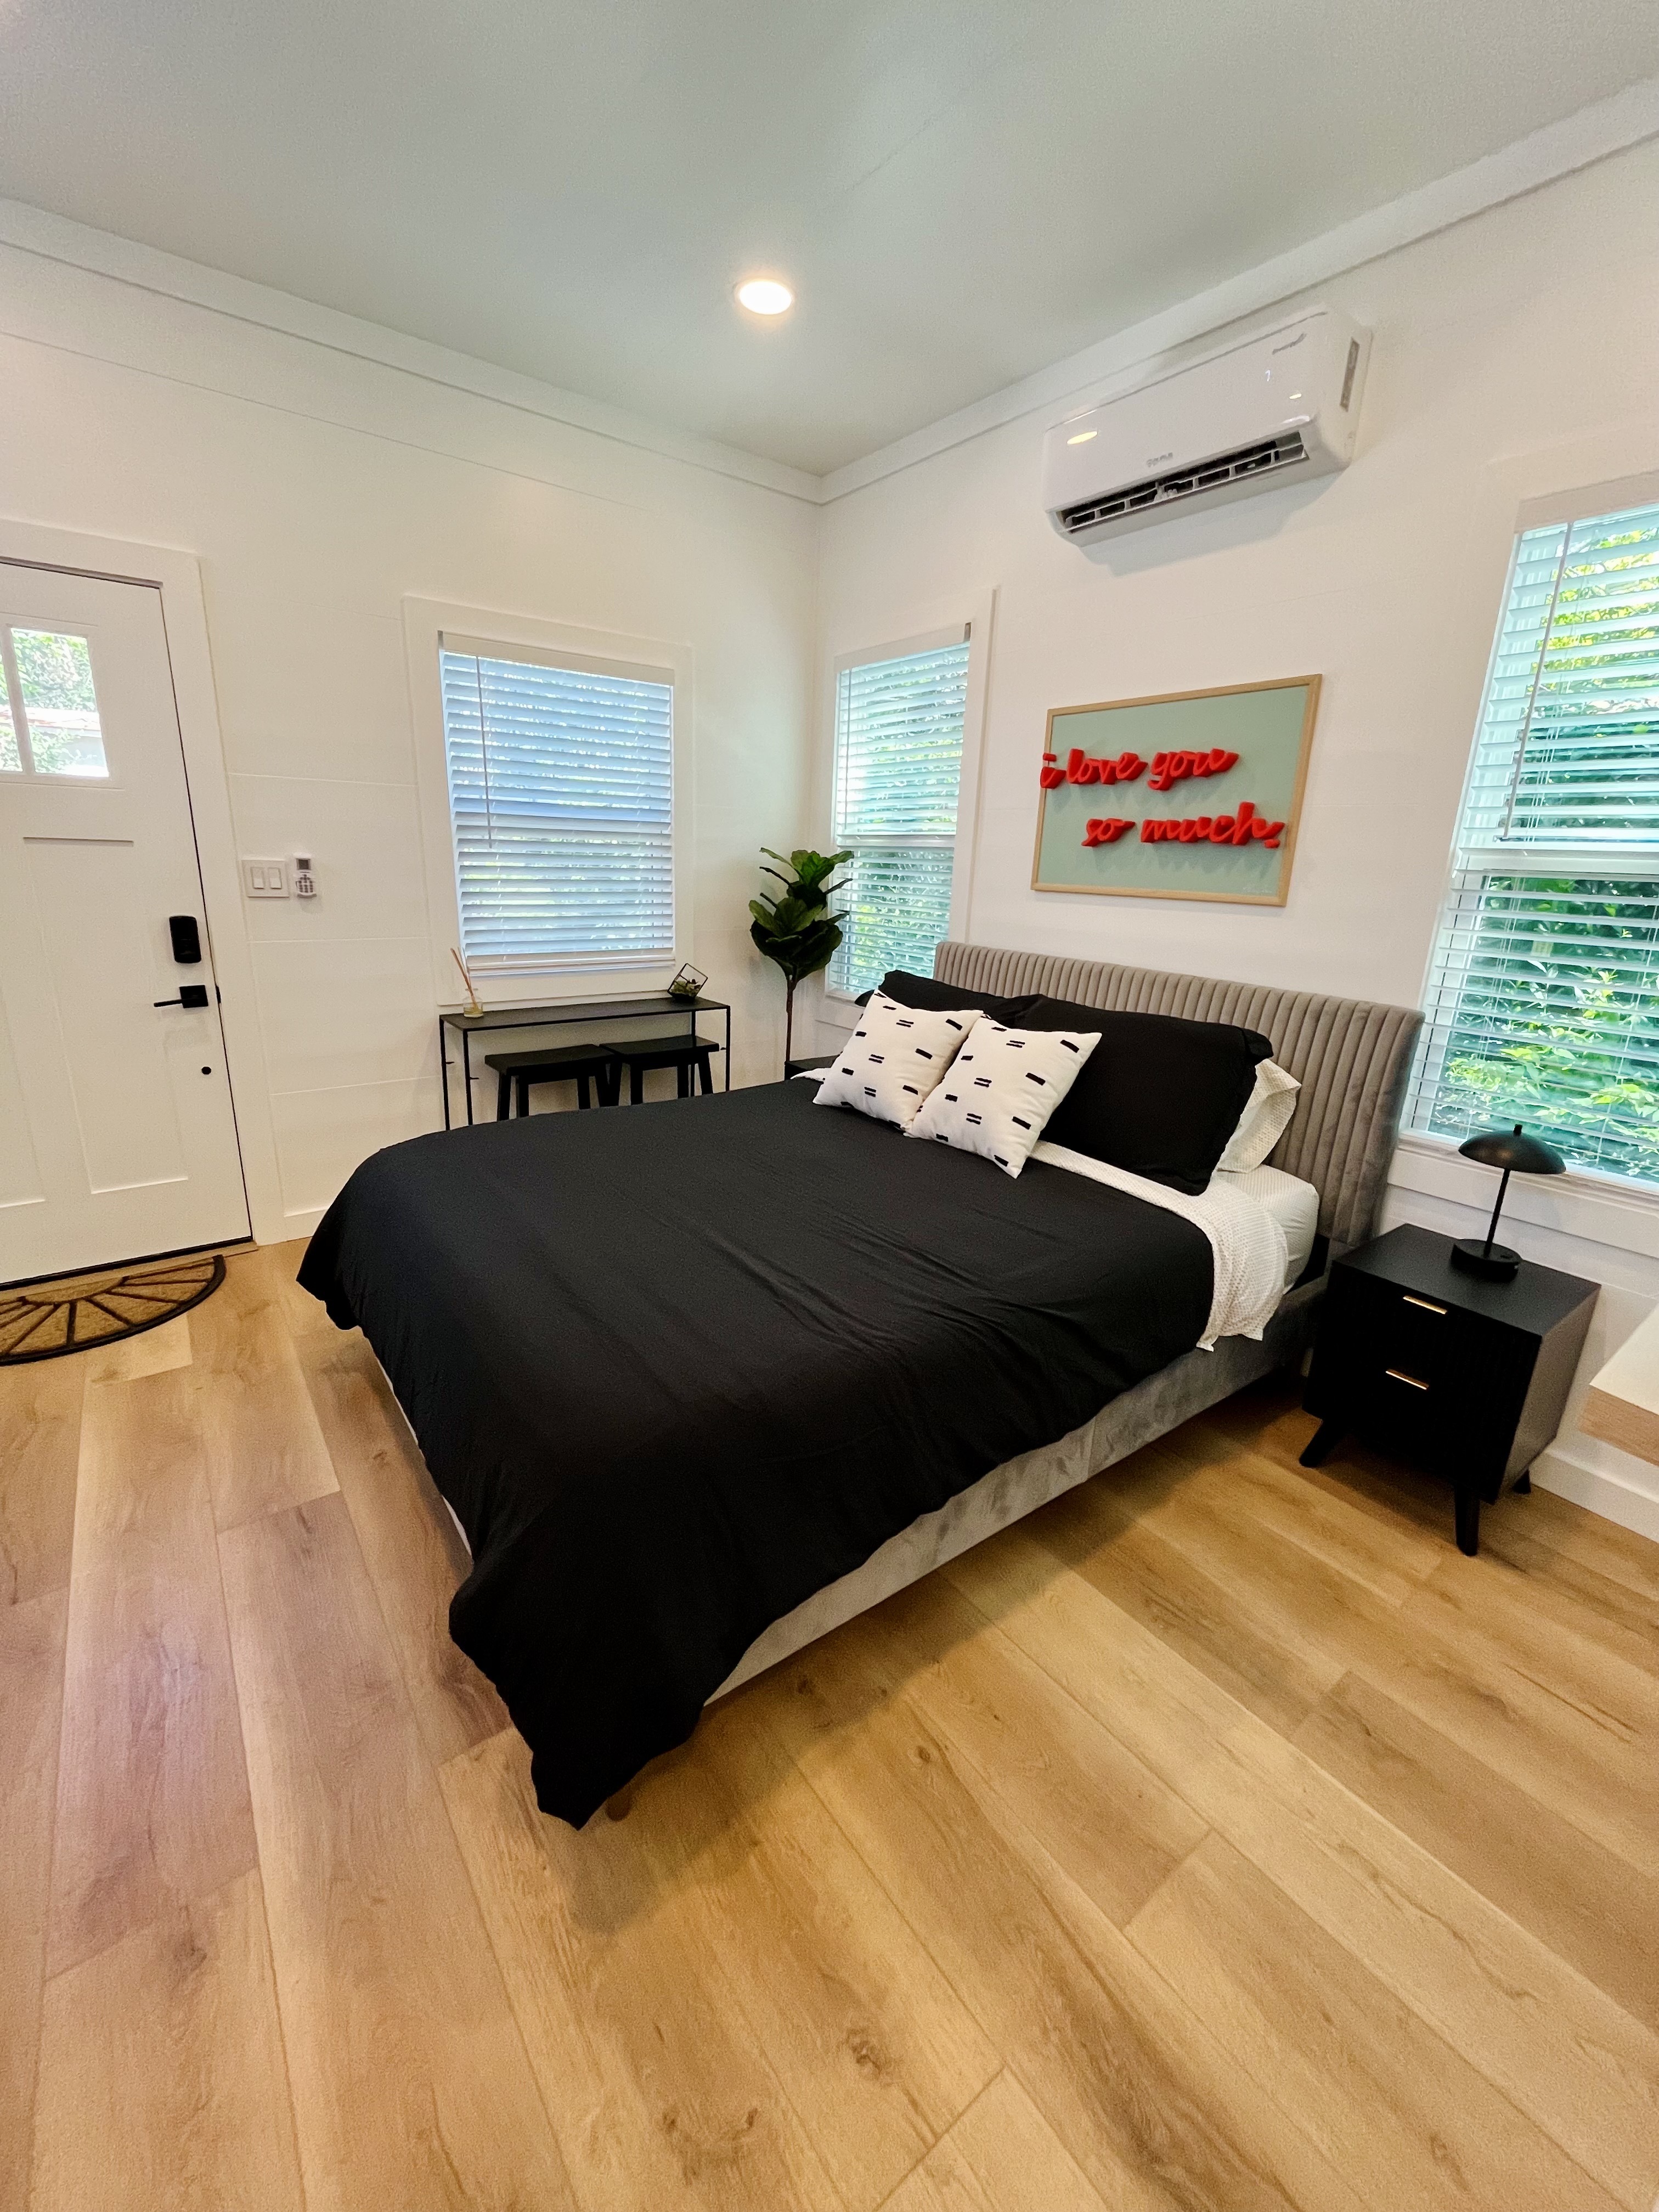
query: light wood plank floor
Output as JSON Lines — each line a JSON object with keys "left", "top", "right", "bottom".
{"left": 4, "top": 1239, "right": 1658, "bottom": 2212}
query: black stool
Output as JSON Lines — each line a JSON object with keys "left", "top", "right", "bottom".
{"left": 610, "top": 1038, "right": 721, "bottom": 1103}
{"left": 483, "top": 1043, "right": 621, "bottom": 1119}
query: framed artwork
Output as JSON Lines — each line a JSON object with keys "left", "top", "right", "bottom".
{"left": 1031, "top": 674, "right": 1321, "bottom": 905}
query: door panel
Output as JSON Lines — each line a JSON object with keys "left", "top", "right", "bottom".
{"left": 0, "top": 563, "right": 249, "bottom": 1282}
{"left": 0, "top": 985, "right": 44, "bottom": 1210}
{"left": 26, "top": 837, "right": 188, "bottom": 1193}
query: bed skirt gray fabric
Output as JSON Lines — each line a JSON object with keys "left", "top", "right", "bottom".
{"left": 712, "top": 1274, "right": 1323, "bottom": 1699}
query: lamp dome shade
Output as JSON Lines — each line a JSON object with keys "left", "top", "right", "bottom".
{"left": 1458, "top": 1124, "right": 1566, "bottom": 1176}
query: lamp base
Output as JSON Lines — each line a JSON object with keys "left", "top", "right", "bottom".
{"left": 1449, "top": 1237, "right": 1521, "bottom": 1283}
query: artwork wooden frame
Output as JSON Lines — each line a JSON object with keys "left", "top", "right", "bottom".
{"left": 1031, "top": 674, "right": 1321, "bottom": 906}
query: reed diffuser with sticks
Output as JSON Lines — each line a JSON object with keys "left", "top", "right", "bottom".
{"left": 450, "top": 947, "right": 484, "bottom": 1015}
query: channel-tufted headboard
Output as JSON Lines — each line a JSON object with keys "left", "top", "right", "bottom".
{"left": 933, "top": 941, "right": 1421, "bottom": 1252}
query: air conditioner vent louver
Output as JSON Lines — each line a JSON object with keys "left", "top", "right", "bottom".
{"left": 1058, "top": 432, "right": 1309, "bottom": 538}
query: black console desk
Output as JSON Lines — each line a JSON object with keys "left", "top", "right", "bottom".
{"left": 438, "top": 995, "right": 731, "bottom": 1127}
{"left": 1301, "top": 1223, "right": 1597, "bottom": 1555}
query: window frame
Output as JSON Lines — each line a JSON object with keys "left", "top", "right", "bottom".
{"left": 1403, "top": 468, "right": 1659, "bottom": 1221}
{"left": 405, "top": 598, "right": 693, "bottom": 1008}
{"left": 818, "top": 590, "right": 995, "bottom": 1013}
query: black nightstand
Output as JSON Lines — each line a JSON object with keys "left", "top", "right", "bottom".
{"left": 1301, "top": 1223, "right": 1598, "bottom": 1556}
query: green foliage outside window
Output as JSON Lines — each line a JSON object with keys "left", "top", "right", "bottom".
{"left": 10, "top": 629, "right": 105, "bottom": 776}
{"left": 1426, "top": 878, "right": 1659, "bottom": 1181}
{"left": 1415, "top": 497, "right": 1659, "bottom": 1186}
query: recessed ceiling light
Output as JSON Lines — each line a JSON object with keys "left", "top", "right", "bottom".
{"left": 1066, "top": 428, "right": 1098, "bottom": 445}
{"left": 736, "top": 277, "right": 794, "bottom": 317}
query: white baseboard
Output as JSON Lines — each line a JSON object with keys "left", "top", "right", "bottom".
{"left": 1533, "top": 1442, "right": 1659, "bottom": 1545}
{"left": 269, "top": 1206, "right": 328, "bottom": 1244}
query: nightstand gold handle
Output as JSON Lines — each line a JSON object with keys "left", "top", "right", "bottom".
{"left": 1402, "top": 1295, "right": 1447, "bottom": 1315}
{"left": 1385, "top": 1368, "right": 1430, "bottom": 1390}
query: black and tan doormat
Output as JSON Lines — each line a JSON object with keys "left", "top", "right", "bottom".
{"left": 0, "top": 1252, "right": 226, "bottom": 1365}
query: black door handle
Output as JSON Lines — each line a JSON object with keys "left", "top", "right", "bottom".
{"left": 155, "top": 984, "right": 211, "bottom": 1009}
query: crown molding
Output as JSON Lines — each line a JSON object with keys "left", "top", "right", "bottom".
{"left": 4, "top": 71, "right": 1658, "bottom": 511}
{"left": 0, "top": 197, "right": 823, "bottom": 504}
{"left": 817, "top": 73, "right": 1659, "bottom": 503}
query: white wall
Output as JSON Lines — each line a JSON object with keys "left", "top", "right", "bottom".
{"left": 0, "top": 242, "right": 819, "bottom": 1237}
{"left": 812, "top": 138, "right": 1659, "bottom": 1538}
{"left": 8, "top": 139, "right": 1659, "bottom": 1538}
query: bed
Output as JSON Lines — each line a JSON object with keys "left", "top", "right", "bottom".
{"left": 299, "top": 941, "right": 1419, "bottom": 1825}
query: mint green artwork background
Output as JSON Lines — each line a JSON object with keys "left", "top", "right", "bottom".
{"left": 1034, "top": 683, "right": 1313, "bottom": 899}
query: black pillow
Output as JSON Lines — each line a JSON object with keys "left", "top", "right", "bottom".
{"left": 1019, "top": 996, "right": 1272, "bottom": 1193}
{"left": 860, "top": 968, "right": 1040, "bottom": 1023}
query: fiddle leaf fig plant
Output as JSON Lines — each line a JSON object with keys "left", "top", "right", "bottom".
{"left": 749, "top": 846, "right": 852, "bottom": 1071}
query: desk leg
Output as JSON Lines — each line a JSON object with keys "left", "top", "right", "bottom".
{"left": 439, "top": 1018, "right": 452, "bottom": 1130}
{"left": 463, "top": 1029, "right": 475, "bottom": 1125}
{"left": 724, "top": 1005, "right": 731, "bottom": 1090}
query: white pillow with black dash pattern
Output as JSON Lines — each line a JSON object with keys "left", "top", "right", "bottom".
{"left": 906, "top": 1018, "right": 1101, "bottom": 1176}
{"left": 813, "top": 992, "right": 976, "bottom": 1128}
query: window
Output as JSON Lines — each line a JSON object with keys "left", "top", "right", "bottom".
{"left": 1410, "top": 495, "right": 1659, "bottom": 1184}
{"left": 0, "top": 628, "right": 109, "bottom": 778}
{"left": 828, "top": 632, "right": 972, "bottom": 996}
{"left": 437, "top": 634, "right": 674, "bottom": 975}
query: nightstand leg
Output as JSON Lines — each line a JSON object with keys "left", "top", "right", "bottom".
{"left": 1514, "top": 1470, "right": 1531, "bottom": 1493}
{"left": 1299, "top": 1418, "right": 1343, "bottom": 1469}
{"left": 1454, "top": 1490, "right": 1481, "bottom": 1556}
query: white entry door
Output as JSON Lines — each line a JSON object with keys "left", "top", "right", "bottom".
{"left": 0, "top": 561, "right": 249, "bottom": 1283}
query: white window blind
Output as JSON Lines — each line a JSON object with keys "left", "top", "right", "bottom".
{"left": 438, "top": 637, "right": 674, "bottom": 973}
{"left": 1410, "top": 496, "right": 1659, "bottom": 1182}
{"left": 828, "top": 636, "right": 970, "bottom": 996}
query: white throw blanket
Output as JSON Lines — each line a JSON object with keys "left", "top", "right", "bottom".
{"left": 1033, "top": 1139, "right": 1289, "bottom": 1348}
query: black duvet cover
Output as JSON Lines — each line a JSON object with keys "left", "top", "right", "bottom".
{"left": 300, "top": 1077, "right": 1212, "bottom": 1824}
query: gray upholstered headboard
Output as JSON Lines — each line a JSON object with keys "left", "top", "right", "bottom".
{"left": 933, "top": 941, "right": 1421, "bottom": 1252}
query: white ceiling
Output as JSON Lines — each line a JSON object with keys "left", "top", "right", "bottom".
{"left": 2, "top": 2, "right": 1656, "bottom": 475}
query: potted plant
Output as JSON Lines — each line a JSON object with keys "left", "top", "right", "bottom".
{"left": 749, "top": 847, "right": 851, "bottom": 1072}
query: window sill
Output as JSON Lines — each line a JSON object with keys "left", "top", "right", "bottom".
{"left": 470, "top": 953, "right": 673, "bottom": 976}
{"left": 452, "top": 962, "right": 678, "bottom": 1009}
{"left": 1389, "top": 1132, "right": 1659, "bottom": 1261}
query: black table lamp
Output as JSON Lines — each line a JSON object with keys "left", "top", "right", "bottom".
{"left": 1451, "top": 1122, "right": 1566, "bottom": 1280}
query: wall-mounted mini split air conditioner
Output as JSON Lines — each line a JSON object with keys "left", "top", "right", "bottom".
{"left": 1041, "top": 307, "right": 1370, "bottom": 545}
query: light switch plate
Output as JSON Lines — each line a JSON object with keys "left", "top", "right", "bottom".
{"left": 242, "top": 857, "right": 289, "bottom": 898}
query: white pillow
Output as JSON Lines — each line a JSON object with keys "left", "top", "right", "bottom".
{"left": 813, "top": 992, "right": 975, "bottom": 1128}
{"left": 1215, "top": 1058, "right": 1301, "bottom": 1172}
{"left": 906, "top": 1019, "right": 1100, "bottom": 1177}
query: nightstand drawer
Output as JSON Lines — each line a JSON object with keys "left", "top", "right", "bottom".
{"left": 1350, "top": 1357, "right": 1467, "bottom": 1465}
{"left": 1316, "top": 1346, "right": 1513, "bottom": 1488}
{"left": 1327, "top": 1268, "right": 1462, "bottom": 1385}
